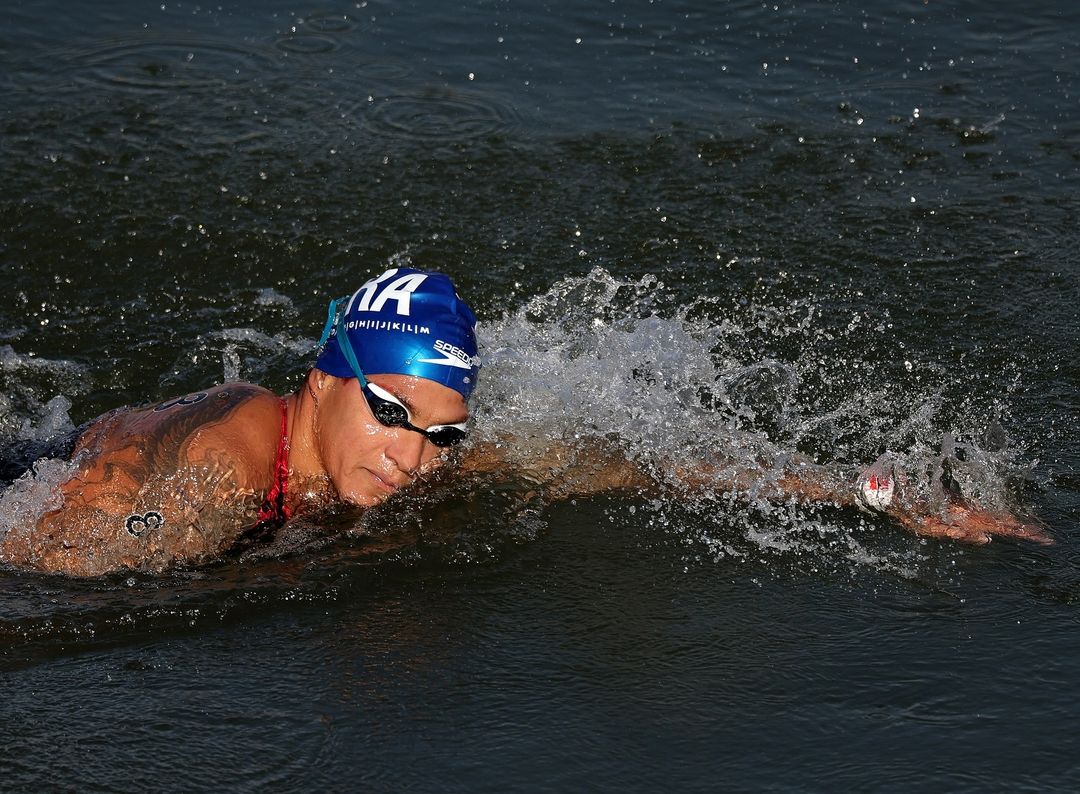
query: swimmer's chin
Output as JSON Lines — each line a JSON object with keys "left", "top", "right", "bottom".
{"left": 336, "top": 470, "right": 408, "bottom": 507}
{"left": 339, "top": 490, "right": 385, "bottom": 508}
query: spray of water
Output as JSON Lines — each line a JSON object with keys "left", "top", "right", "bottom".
{"left": 463, "top": 267, "right": 1035, "bottom": 576}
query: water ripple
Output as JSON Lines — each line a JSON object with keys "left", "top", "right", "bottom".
{"left": 348, "top": 60, "right": 415, "bottom": 81}
{"left": 357, "top": 89, "right": 521, "bottom": 142}
{"left": 60, "top": 36, "right": 279, "bottom": 93}
{"left": 273, "top": 10, "right": 360, "bottom": 57}
{"left": 275, "top": 32, "right": 340, "bottom": 55}
{"left": 302, "top": 11, "right": 358, "bottom": 33}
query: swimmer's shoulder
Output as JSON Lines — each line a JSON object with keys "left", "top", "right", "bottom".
{"left": 80, "top": 383, "right": 284, "bottom": 488}
{"left": 160, "top": 383, "right": 284, "bottom": 487}
{"left": 142, "top": 382, "right": 277, "bottom": 419}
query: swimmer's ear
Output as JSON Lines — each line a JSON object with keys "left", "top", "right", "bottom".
{"left": 304, "top": 367, "right": 330, "bottom": 398}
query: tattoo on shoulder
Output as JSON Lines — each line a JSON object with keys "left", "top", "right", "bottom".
{"left": 100, "top": 385, "right": 267, "bottom": 499}
{"left": 154, "top": 393, "right": 208, "bottom": 412}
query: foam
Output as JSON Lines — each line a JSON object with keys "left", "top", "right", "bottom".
{"left": 0, "top": 454, "right": 80, "bottom": 549}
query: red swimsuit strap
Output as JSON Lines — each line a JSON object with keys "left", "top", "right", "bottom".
{"left": 256, "top": 398, "right": 292, "bottom": 525}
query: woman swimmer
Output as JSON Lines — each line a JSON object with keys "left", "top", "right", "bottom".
{"left": 0, "top": 268, "right": 1050, "bottom": 576}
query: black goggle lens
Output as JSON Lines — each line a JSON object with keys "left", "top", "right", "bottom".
{"left": 370, "top": 399, "right": 408, "bottom": 428}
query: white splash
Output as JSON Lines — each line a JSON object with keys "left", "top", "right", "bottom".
{"left": 0, "top": 455, "right": 81, "bottom": 547}
{"left": 468, "top": 267, "right": 1029, "bottom": 576}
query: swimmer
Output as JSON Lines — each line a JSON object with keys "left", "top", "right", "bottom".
{"left": 0, "top": 268, "right": 1050, "bottom": 576}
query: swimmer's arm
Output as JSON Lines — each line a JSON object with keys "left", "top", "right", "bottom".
{"left": 0, "top": 439, "right": 260, "bottom": 577}
{"left": 1, "top": 387, "right": 277, "bottom": 575}
{"left": 711, "top": 458, "right": 1049, "bottom": 543}
{"left": 456, "top": 438, "right": 653, "bottom": 498}
{"left": 8, "top": 483, "right": 227, "bottom": 577}
{"left": 671, "top": 452, "right": 1051, "bottom": 544}
{"left": 457, "top": 439, "right": 1051, "bottom": 545}
{"left": 457, "top": 437, "right": 849, "bottom": 502}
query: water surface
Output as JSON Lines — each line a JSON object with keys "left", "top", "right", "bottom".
{"left": 1, "top": 1, "right": 1078, "bottom": 790}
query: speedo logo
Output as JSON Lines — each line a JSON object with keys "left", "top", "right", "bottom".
{"left": 346, "top": 269, "right": 428, "bottom": 317}
{"left": 417, "top": 339, "right": 481, "bottom": 370}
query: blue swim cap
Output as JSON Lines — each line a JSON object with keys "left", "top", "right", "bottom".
{"left": 314, "top": 268, "right": 481, "bottom": 399}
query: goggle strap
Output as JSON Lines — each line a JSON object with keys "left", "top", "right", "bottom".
{"left": 317, "top": 297, "right": 340, "bottom": 348}
{"left": 333, "top": 310, "right": 370, "bottom": 389}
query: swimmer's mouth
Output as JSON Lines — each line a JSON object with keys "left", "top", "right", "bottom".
{"left": 366, "top": 468, "right": 406, "bottom": 495}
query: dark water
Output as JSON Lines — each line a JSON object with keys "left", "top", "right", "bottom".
{"left": 2, "top": 0, "right": 1079, "bottom": 790}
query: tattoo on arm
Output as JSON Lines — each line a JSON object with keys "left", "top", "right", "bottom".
{"left": 100, "top": 387, "right": 260, "bottom": 501}
{"left": 2, "top": 387, "right": 269, "bottom": 574}
{"left": 153, "top": 393, "right": 208, "bottom": 412}
{"left": 125, "top": 511, "right": 164, "bottom": 537}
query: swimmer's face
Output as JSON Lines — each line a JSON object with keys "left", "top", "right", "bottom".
{"left": 314, "top": 373, "right": 469, "bottom": 507}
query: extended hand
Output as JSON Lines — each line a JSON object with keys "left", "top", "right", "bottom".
{"left": 889, "top": 500, "right": 1052, "bottom": 546}
{"left": 856, "top": 453, "right": 1052, "bottom": 546}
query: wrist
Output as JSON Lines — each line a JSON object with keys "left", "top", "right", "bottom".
{"left": 856, "top": 455, "right": 897, "bottom": 513}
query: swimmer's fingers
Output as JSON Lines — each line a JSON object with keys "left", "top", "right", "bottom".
{"left": 942, "top": 503, "right": 1053, "bottom": 546}
{"left": 1007, "top": 521, "right": 1055, "bottom": 545}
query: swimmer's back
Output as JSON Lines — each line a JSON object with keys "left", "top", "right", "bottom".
{"left": 0, "top": 383, "right": 283, "bottom": 576}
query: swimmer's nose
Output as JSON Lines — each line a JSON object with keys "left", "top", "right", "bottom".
{"left": 386, "top": 428, "right": 426, "bottom": 479}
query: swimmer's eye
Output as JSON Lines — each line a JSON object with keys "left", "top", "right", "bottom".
{"left": 362, "top": 382, "right": 467, "bottom": 448}
{"left": 330, "top": 307, "right": 467, "bottom": 447}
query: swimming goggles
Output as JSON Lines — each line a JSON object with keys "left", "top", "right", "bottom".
{"left": 318, "top": 298, "right": 468, "bottom": 447}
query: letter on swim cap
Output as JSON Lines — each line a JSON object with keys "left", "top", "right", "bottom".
{"left": 346, "top": 268, "right": 396, "bottom": 314}
{"left": 352, "top": 271, "right": 429, "bottom": 316}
